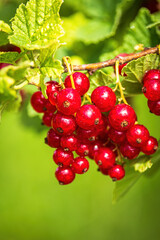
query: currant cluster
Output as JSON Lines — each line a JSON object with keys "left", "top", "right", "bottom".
{"left": 30, "top": 69, "right": 159, "bottom": 185}
{"left": 142, "top": 69, "right": 160, "bottom": 116}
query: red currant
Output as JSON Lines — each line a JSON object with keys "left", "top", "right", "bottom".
{"left": 120, "top": 141, "right": 140, "bottom": 159}
{"left": 141, "top": 136, "right": 158, "bottom": 155}
{"left": 60, "top": 134, "right": 78, "bottom": 151}
{"left": 72, "top": 157, "right": 89, "bottom": 174}
{"left": 94, "top": 147, "right": 115, "bottom": 169}
{"left": 108, "top": 103, "right": 137, "bottom": 131}
{"left": 45, "top": 100, "right": 57, "bottom": 112}
{"left": 108, "top": 165, "right": 125, "bottom": 181}
{"left": 53, "top": 147, "right": 74, "bottom": 167}
{"left": 46, "top": 81, "right": 61, "bottom": 97}
{"left": 64, "top": 72, "right": 90, "bottom": 96}
{"left": 76, "top": 142, "right": 90, "bottom": 157}
{"left": 56, "top": 88, "right": 81, "bottom": 115}
{"left": 46, "top": 81, "right": 62, "bottom": 106}
{"left": 52, "top": 112, "right": 77, "bottom": 135}
{"left": 42, "top": 111, "right": 53, "bottom": 127}
{"left": 126, "top": 124, "right": 150, "bottom": 148}
{"left": 99, "top": 167, "right": 109, "bottom": 175}
{"left": 45, "top": 129, "right": 61, "bottom": 148}
{"left": 88, "top": 140, "right": 103, "bottom": 159}
{"left": 91, "top": 86, "right": 116, "bottom": 112}
{"left": 142, "top": 78, "right": 160, "bottom": 101}
{"left": 108, "top": 127, "right": 126, "bottom": 144}
{"left": 55, "top": 166, "right": 75, "bottom": 185}
{"left": 76, "top": 104, "right": 102, "bottom": 130}
{"left": 147, "top": 99, "right": 160, "bottom": 116}
{"left": 30, "top": 91, "right": 47, "bottom": 113}
{"left": 76, "top": 127, "right": 98, "bottom": 142}
{"left": 143, "top": 69, "right": 160, "bottom": 84}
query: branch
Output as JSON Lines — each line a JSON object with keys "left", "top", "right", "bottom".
{"left": 63, "top": 47, "right": 159, "bottom": 73}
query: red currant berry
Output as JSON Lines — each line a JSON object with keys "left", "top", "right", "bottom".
{"left": 45, "top": 129, "right": 61, "bottom": 148}
{"left": 88, "top": 140, "right": 103, "bottom": 159}
{"left": 45, "top": 100, "right": 57, "bottom": 112}
{"left": 94, "top": 147, "right": 115, "bottom": 169}
{"left": 142, "top": 78, "right": 160, "bottom": 101}
{"left": 64, "top": 72, "right": 90, "bottom": 96}
{"left": 108, "top": 103, "right": 137, "bottom": 131}
{"left": 76, "top": 127, "right": 98, "bottom": 142}
{"left": 95, "top": 114, "right": 108, "bottom": 136}
{"left": 108, "top": 165, "right": 125, "bottom": 181}
{"left": 141, "top": 136, "right": 158, "bottom": 155}
{"left": 53, "top": 148, "right": 74, "bottom": 167}
{"left": 55, "top": 166, "right": 75, "bottom": 185}
{"left": 108, "top": 127, "right": 126, "bottom": 144}
{"left": 46, "top": 81, "right": 62, "bottom": 105}
{"left": 99, "top": 167, "right": 109, "bottom": 175}
{"left": 76, "top": 104, "right": 102, "bottom": 130}
{"left": 147, "top": 99, "right": 160, "bottom": 116}
{"left": 42, "top": 111, "right": 53, "bottom": 127}
{"left": 143, "top": 69, "right": 160, "bottom": 84}
{"left": 56, "top": 88, "right": 81, "bottom": 115}
{"left": 91, "top": 86, "right": 116, "bottom": 112}
{"left": 114, "top": 53, "right": 129, "bottom": 75}
{"left": 52, "top": 112, "right": 77, "bottom": 135}
{"left": 46, "top": 81, "right": 61, "bottom": 97}
{"left": 72, "top": 157, "right": 89, "bottom": 174}
{"left": 30, "top": 91, "right": 47, "bottom": 113}
{"left": 76, "top": 142, "right": 90, "bottom": 157}
{"left": 60, "top": 134, "right": 78, "bottom": 151}
{"left": 120, "top": 141, "right": 140, "bottom": 159}
{"left": 126, "top": 124, "right": 150, "bottom": 148}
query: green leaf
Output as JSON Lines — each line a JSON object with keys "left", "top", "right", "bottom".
{"left": 75, "top": 20, "right": 111, "bottom": 44}
{"left": 121, "top": 54, "right": 160, "bottom": 96}
{"left": 72, "top": 0, "right": 139, "bottom": 44}
{"left": 88, "top": 70, "right": 116, "bottom": 96}
{"left": 9, "top": 0, "right": 64, "bottom": 50}
{"left": 0, "top": 51, "right": 20, "bottom": 64}
{"left": 40, "top": 60, "right": 63, "bottom": 79}
{"left": 113, "top": 144, "right": 160, "bottom": 203}
{"left": 122, "top": 8, "right": 160, "bottom": 52}
{"left": 0, "top": 62, "right": 29, "bottom": 114}
{"left": 0, "top": 32, "right": 9, "bottom": 46}
{"left": 100, "top": 8, "right": 160, "bottom": 61}
{"left": 0, "top": 20, "right": 12, "bottom": 34}
{"left": 25, "top": 67, "right": 40, "bottom": 86}
{"left": 40, "top": 75, "right": 47, "bottom": 98}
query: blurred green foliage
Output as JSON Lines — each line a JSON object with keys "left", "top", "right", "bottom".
{"left": 0, "top": 0, "right": 160, "bottom": 239}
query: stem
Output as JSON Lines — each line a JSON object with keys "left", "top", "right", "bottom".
{"left": 31, "top": 51, "right": 38, "bottom": 68}
{"left": 115, "top": 60, "right": 128, "bottom": 105}
{"left": 63, "top": 46, "right": 159, "bottom": 72}
{"left": 115, "top": 145, "right": 125, "bottom": 164}
{"left": 13, "top": 80, "right": 28, "bottom": 90}
{"left": 84, "top": 93, "right": 92, "bottom": 103}
{"left": 63, "top": 57, "right": 75, "bottom": 89}
{"left": 58, "top": 76, "right": 65, "bottom": 89}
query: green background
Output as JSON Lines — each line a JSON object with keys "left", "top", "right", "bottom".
{"left": 0, "top": 0, "right": 160, "bottom": 239}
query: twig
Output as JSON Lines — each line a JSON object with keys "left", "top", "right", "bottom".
{"left": 63, "top": 47, "right": 159, "bottom": 72}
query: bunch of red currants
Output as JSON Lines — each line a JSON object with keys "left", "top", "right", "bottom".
{"left": 30, "top": 70, "right": 159, "bottom": 185}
